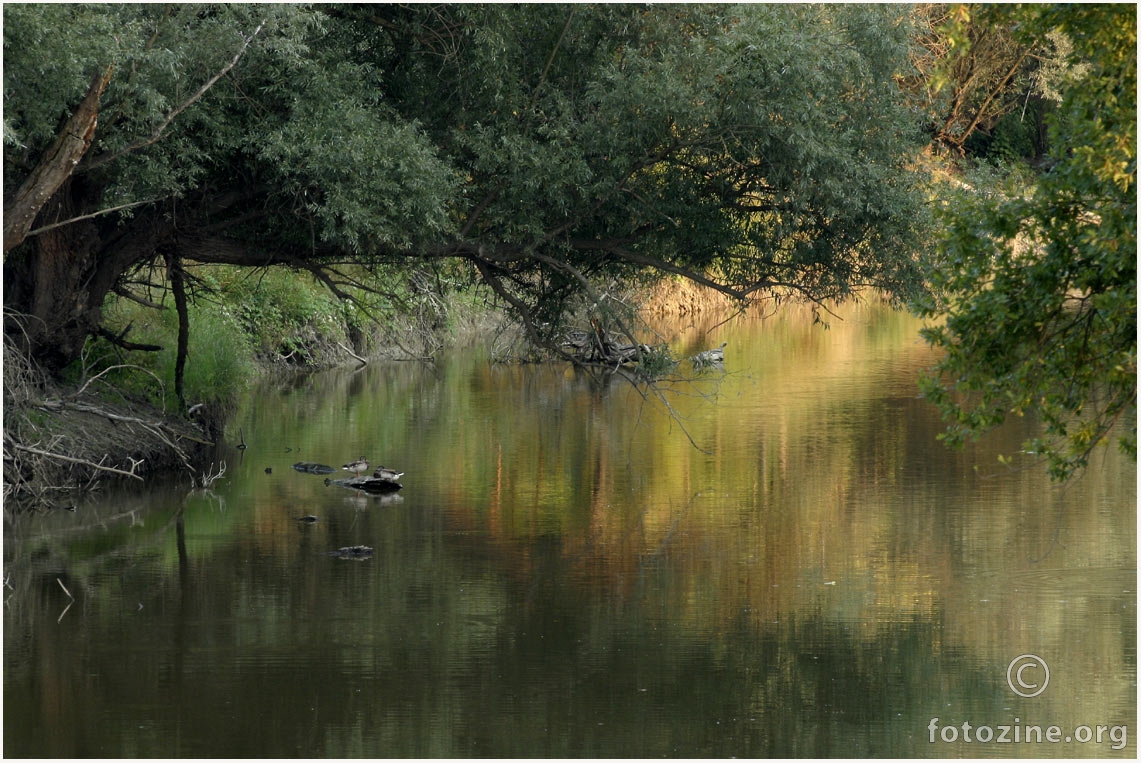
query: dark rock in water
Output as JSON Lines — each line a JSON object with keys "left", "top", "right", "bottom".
{"left": 297, "top": 515, "right": 319, "bottom": 523}
{"left": 328, "top": 545, "right": 373, "bottom": 559}
{"left": 292, "top": 462, "right": 336, "bottom": 474}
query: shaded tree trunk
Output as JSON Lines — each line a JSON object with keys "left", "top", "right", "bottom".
{"left": 166, "top": 252, "right": 189, "bottom": 410}
{"left": 5, "top": 179, "right": 108, "bottom": 372}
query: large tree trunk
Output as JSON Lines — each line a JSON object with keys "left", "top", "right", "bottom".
{"left": 2, "top": 67, "right": 121, "bottom": 372}
{"left": 3, "top": 67, "right": 112, "bottom": 255}
{"left": 3, "top": 188, "right": 175, "bottom": 373}
{"left": 4, "top": 178, "right": 282, "bottom": 373}
{"left": 5, "top": 181, "right": 106, "bottom": 372}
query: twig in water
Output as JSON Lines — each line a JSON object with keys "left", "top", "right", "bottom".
{"left": 56, "top": 578, "right": 74, "bottom": 600}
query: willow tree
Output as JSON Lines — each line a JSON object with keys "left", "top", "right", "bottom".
{"left": 4, "top": 4, "right": 929, "bottom": 378}
{"left": 3, "top": 4, "right": 455, "bottom": 375}
{"left": 903, "top": 3, "right": 1073, "bottom": 153}
{"left": 915, "top": 4, "right": 1136, "bottom": 480}
{"left": 356, "top": 4, "right": 930, "bottom": 348}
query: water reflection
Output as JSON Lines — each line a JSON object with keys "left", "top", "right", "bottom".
{"left": 4, "top": 298, "right": 1135, "bottom": 757}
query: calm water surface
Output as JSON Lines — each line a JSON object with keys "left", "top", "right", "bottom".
{"left": 4, "top": 300, "right": 1135, "bottom": 757}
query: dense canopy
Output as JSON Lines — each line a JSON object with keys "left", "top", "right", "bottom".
{"left": 3, "top": 3, "right": 1134, "bottom": 480}
{"left": 3, "top": 4, "right": 927, "bottom": 370}
{"left": 914, "top": 4, "right": 1136, "bottom": 479}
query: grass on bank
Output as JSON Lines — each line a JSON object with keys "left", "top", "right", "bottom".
{"left": 60, "top": 144, "right": 1037, "bottom": 416}
{"left": 67, "top": 265, "right": 421, "bottom": 414}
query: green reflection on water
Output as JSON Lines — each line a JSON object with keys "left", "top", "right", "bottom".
{"left": 4, "top": 299, "right": 1135, "bottom": 757}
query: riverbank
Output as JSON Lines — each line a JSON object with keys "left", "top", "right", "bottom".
{"left": 1, "top": 274, "right": 743, "bottom": 510}
{"left": 1, "top": 279, "right": 507, "bottom": 509}
{"left": 2, "top": 347, "right": 219, "bottom": 510}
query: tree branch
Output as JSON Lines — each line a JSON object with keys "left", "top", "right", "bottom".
{"left": 97, "top": 326, "right": 164, "bottom": 353}
{"left": 85, "top": 21, "right": 266, "bottom": 172}
{"left": 13, "top": 443, "right": 144, "bottom": 481}
{"left": 24, "top": 197, "right": 165, "bottom": 239}
{"left": 569, "top": 238, "right": 755, "bottom": 299}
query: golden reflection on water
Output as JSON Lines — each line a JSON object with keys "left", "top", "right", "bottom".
{"left": 421, "top": 296, "right": 1136, "bottom": 755}
{"left": 4, "top": 296, "right": 1134, "bottom": 757}
{"left": 298, "top": 296, "right": 1135, "bottom": 753}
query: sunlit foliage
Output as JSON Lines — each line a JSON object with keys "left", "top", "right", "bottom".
{"left": 914, "top": 4, "right": 1136, "bottom": 480}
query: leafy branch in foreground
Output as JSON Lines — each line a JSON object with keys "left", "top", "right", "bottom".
{"left": 913, "top": 5, "right": 1136, "bottom": 480}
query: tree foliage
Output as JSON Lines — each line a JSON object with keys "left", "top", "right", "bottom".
{"left": 914, "top": 4, "right": 1136, "bottom": 479}
{"left": 903, "top": 3, "right": 1078, "bottom": 156}
{"left": 3, "top": 4, "right": 929, "bottom": 373}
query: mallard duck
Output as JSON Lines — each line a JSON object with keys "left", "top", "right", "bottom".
{"left": 372, "top": 466, "right": 404, "bottom": 482}
{"left": 342, "top": 457, "right": 369, "bottom": 475}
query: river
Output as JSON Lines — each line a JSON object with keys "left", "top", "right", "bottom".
{"left": 4, "top": 298, "right": 1135, "bottom": 757}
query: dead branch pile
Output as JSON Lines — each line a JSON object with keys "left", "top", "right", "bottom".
{"left": 3, "top": 334, "right": 216, "bottom": 510}
{"left": 561, "top": 318, "right": 660, "bottom": 367}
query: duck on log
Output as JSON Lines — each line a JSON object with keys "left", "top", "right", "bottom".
{"left": 692, "top": 342, "right": 727, "bottom": 366}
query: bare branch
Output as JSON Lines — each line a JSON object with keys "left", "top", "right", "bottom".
{"left": 13, "top": 443, "right": 144, "bottom": 481}
{"left": 71, "top": 362, "right": 162, "bottom": 399}
{"left": 24, "top": 197, "right": 165, "bottom": 238}
{"left": 96, "top": 326, "right": 164, "bottom": 353}
{"left": 336, "top": 341, "right": 368, "bottom": 366}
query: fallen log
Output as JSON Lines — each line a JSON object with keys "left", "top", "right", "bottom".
{"left": 561, "top": 323, "right": 660, "bottom": 367}
{"left": 324, "top": 475, "right": 403, "bottom": 493}
{"left": 292, "top": 461, "right": 336, "bottom": 474}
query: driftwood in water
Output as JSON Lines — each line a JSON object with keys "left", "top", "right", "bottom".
{"left": 327, "top": 545, "right": 373, "bottom": 559}
{"left": 292, "top": 461, "right": 336, "bottom": 474}
{"left": 561, "top": 319, "right": 655, "bottom": 366}
{"left": 325, "top": 475, "right": 403, "bottom": 493}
